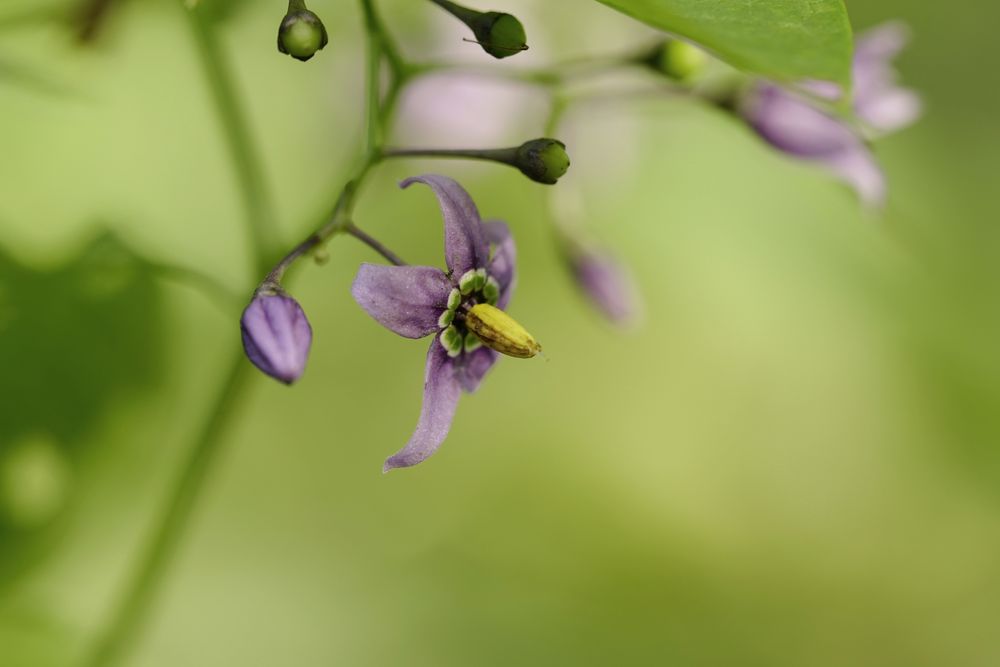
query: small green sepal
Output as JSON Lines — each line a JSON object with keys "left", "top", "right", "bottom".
{"left": 438, "top": 309, "right": 455, "bottom": 329}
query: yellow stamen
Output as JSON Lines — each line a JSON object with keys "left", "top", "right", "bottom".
{"left": 464, "top": 303, "right": 542, "bottom": 359}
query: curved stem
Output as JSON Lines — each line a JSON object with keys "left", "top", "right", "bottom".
{"left": 347, "top": 223, "right": 407, "bottom": 265}
{"left": 81, "top": 350, "right": 253, "bottom": 667}
{"left": 186, "top": 7, "right": 277, "bottom": 276}
{"left": 145, "top": 260, "right": 242, "bottom": 316}
{"left": 427, "top": 0, "right": 480, "bottom": 25}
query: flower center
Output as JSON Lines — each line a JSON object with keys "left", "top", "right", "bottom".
{"left": 437, "top": 268, "right": 501, "bottom": 358}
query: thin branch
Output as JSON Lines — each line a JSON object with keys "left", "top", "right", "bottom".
{"left": 185, "top": 7, "right": 278, "bottom": 276}
{"left": 346, "top": 223, "right": 407, "bottom": 266}
{"left": 82, "top": 350, "right": 253, "bottom": 667}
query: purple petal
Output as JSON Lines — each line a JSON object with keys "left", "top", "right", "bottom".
{"left": 483, "top": 220, "right": 516, "bottom": 310}
{"left": 351, "top": 264, "right": 451, "bottom": 339}
{"left": 401, "top": 174, "right": 489, "bottom": 276}
{"left": 855, "top": 21, "right": 910, "bottom": 64}
{"left": 824, "top": 146, "right": 887, "bottom": 210}
{"left": 746, "top": 84, "right": 857, "bottom": 158}
{"left": 383, "top": 342, "right": 462, "bottom": 472}
{"left": 856, "top": 87, "right": 922, "bottom": 135}
{"left": 455, "top": 347, "right": 500, "bottom": 393}
{"left": 241, "top": 291, "right": 312, "bottom": 384}
{"left": 744, "top": 83, "right": 886, "bottom": 207}
{"left": 852, "top": 23, "right": 921, "bottom": 135}
{"left": 568, "top": 246, "right": 641, "bottom": 327}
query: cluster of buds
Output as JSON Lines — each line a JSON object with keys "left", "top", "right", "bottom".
{"left": 246, "top": 0, "right": 921, "bottom": 473}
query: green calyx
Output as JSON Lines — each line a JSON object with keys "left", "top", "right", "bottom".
{"left": 472, "top": 12, "right": 528, "bottom": 59}
{"left": 515, "top": 139, "right": 570, "bottom": 185}
{"left": 277, "top": 10, "right": 328, "bottom": 62}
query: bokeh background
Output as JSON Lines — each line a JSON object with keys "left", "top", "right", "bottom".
{"left": 2, "top": 0, "right": 999, "bottom": 665}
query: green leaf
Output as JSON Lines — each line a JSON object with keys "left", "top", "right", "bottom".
{"left": 593, "top": 0, "right": 853, "bottom": 87}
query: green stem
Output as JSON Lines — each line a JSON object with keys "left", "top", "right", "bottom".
{"left": 263, "top": 0, "right": 410, "bottom": 285}
{"left": 360, "top": 0, "right": 405, "bottom": 78}
{"left": 81, "top": 350, "right": 253, "bottom": 667}
{"left": 287, "top": 0, "right": 307, "bottom": 11}
{"left": 427, "top": 0, "right": 480, "bottom": 25}
{"left": 145, "top": 261, "right": 242, "bottom": 316}
{"left": 346, "top": 223, "right": 407, "bottom": 265}
{"left": 185, "top": 7, "right": 277, "bottom": 276}
{"left": 361, "top": 0, "right": 383, "bottom": 154}
{"left": 383, "top": 145, "right": 520, "bottom": 165}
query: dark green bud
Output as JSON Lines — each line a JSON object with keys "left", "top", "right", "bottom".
{"left": 641, "top": 39, "right": 707, "bottom": 82}
{"left": 471, "top": 12, "right": 528, "bottom": 59}
{"left": 277, "top": 10, "right": 328, "bottom": 62}
{"left": 515, "top": 139, "right": 570, "bottom": 185}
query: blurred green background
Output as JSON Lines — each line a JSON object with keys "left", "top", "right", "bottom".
{"left": 2, "top": 0, "right": 999, "bottom": 665}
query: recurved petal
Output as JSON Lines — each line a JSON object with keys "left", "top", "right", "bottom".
{"left": 383, "top": 342, "right": 462, "bottom": 472}
{"left": 746, "top": 84, "right": 857, "bottom": 158}
{"left": 483, "top": 220, "right": 516, "bottom": 310}
{"left": 856, "top": 87, "right": 922, "bottom": 135}
{"left": 351, "top": 264, "right": 451, "bottom": 339}
{"left": 455, "top": 347, "right": 500, "bottom": 394}
{"left": 401, "top": 174, "right": 489, "bottom": 276}
{"left": 855, "top": 21, "right": 910, "bottom": 64}
{"left": 824, "top": 145, "right": 887, "bottom": 210}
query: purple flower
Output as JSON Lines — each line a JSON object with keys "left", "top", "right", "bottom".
{"left": 351, "top": 174, "right": 526, "bottom": 472}
{"left": 241, "top": 286, "right": 313, "bottom": 384}
{"left": 852, "top": 22, "right": 922, "bottom": 135}
{"left": 742, "top": 22, "right": 921, "bottom": 208}
{"left": 565, "top": 242, "right": 640, "bottom": 327}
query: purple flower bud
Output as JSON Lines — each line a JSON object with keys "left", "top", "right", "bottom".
{"left": 240, "top": 287, "right": 312, "bottom": 384}
{"left": 567, "top": 245, "right": 641, "bottom": 327}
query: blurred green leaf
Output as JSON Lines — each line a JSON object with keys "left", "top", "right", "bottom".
{"left": 0, "top": 231, "right": 164, "bottom": 582}
{"left": 591, "top": 0, "right": 854, "bottom": 87}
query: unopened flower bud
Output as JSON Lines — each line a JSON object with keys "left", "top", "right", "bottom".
{"left": 241, "top": 285, "right": 313, "bottom": 384}
{"left": 277, "top": 9, "right": 328, "bottom": 61}
{"left": 464, "top": 303, "right": 541, "bottom": 359}
{"left": 642, "top": 39, "right": 708, "bottom": 82}
{"left": 566, "top": 245, "right": 641, "bottom": 327}
{"left": 431, "top": 1, "right": 527, "bottom": 59}
{"left": 515, "top": 139, "right": 570, "bottom": 185}
{"left": 471, "top": 12, "right": 528, "bottom": 59}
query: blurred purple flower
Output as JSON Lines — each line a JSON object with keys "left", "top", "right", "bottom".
{"left": 351, "top": 174, "right": 518, "bottom": 472}
{"left": 743, "top": 22, "right": 921, "bottom": 207}
{"left": 565, "top": 242, "right": 640, "bottom": 327}
{"left": 241, "top": 287, "right": 313, "bottom": 384}
{"left": 852, "top": 22, "right": 922, "bottom": 135}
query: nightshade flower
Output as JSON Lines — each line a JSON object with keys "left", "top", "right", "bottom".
{"left": 351, "top": 174, "right": 535, "bottom": 472}
{"left": 741, "top": 22, "right": 921, "bottom": 208}
{"left": 241, "top": 284, "right": 313, "bottom": 384}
